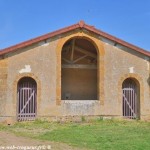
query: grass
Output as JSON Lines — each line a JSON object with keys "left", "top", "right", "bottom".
{"left": 0, "top": 119, "right": 150, "bottom": 150}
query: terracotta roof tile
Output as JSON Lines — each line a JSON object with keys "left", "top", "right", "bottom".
{"left": 0, "top": 21, "right": 149, "bottom": 57}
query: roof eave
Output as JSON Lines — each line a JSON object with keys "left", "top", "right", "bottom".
{"left": 0, "top": 21, "right": 149, "bottom": 57}
{"left": 83, "top": 24, "right": 150, "bottom": 57}
{"left": 0, "top": 23, "right": 80, "bottom": 56}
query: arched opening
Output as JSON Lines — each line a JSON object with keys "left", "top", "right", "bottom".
{"left": 17, "top": 77, "right": 37, "bottom": 121}
{"left": 61, "top": 38, "right": 98, "bottom": 100}
{"left": 122, "top": 78, "right": 140, "bottom": 119}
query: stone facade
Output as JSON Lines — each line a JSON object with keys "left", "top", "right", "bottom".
{"left": 0, "top": 23, "right": 150, "bottom": 123}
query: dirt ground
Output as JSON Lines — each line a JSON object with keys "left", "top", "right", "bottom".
{"left": 0, "top": 131, "right": 83, "bottom": 150}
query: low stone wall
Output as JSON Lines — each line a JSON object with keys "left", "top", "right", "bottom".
{"left": 62, "top": 100, "right": 99, "bottom": 116}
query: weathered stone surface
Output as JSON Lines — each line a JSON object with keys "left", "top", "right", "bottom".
{"left": 0, "top": 29, "right": 149, "bottom": 123}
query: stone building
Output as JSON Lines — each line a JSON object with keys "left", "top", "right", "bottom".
{"left": 0, "top": 21, "right": 150, "bottom": 123}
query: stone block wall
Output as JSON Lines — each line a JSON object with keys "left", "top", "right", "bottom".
{"left": 0, "top": 30, "right": 149, "bottom": 123}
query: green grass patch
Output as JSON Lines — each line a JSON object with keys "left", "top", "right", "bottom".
{"left": 0, "top": 119, "right": 150, "bottom": 150}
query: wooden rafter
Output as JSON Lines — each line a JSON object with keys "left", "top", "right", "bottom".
{"left": 63, "top": 45, "right": 96, "bottom": 59}
{"left": 62, "top": 42, "right": 97, "bottom": 66}
{"left": 75, "top": 46, "right": 96, "bottom": 58}
{"left": 73, "top": 54, "right": 87, "bottom": 63}
{"left": 62, "top": 58, "right": 72, "bottom": 64}
{"left": 70, "top": 39, "right": 75, "bottom": 61}
{"left": 62, "top": 64, "right": 97, "bottom": 69}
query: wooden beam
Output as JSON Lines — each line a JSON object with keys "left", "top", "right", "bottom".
{"left": 70, "top": 39, "right": 75, "bottom": 61}
{"left": 73, "top": 54, "right": 87, "bottom": 63}
{"left": 62, "top": 58, "right": 72, "bottom": 64}
{"left": 75, "top": 46, "right": 97, "bottom": 58}
{"left": 62, "top": 64, "right": 97, "bottom": 69}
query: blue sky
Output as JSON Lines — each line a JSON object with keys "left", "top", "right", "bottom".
{"left": 0, "top": 0, "right": 150, "bottom": 51}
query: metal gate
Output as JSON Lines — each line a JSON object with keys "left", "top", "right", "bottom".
{"left": 122, "top": 79, "right": 138, "bottom": 119}
{"left": 17, "top": 77, "right": 37, "bottom": 121}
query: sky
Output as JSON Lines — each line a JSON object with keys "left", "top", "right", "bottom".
{"left": 0, "top": 0, "right": 150, "bottom": 51}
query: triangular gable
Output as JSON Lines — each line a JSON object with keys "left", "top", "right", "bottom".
{"left": 0, "top": 20, "right": 149, "bottom": 57}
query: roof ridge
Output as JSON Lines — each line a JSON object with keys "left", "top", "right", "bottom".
{"left": 0, "top": 21, "right": 149, "bottom": 57}
{"left": 83, "top": 24, "right": 150, "bottom": 56}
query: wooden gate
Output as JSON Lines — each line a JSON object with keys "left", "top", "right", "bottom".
{"left": 17, "top": 77, "right": 37, "bottom": 121}
{"left": 122, "top": 79, "right": 138, "bottom": 119}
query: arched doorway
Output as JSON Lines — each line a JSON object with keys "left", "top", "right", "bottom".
{"left": 122, "top": 78, "right": 140, "bottom": 119}
{"left": 61, "top": 38, "right": 98, "bottom": 100}
{"left": 17, "top": 77, "right": 37, "bottom": 121}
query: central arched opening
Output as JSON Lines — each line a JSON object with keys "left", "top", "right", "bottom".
{"left": 61, "top": 38, "right": 98, "bottom": 100}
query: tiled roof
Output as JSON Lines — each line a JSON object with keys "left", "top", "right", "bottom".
{"left": 0, "top": 20, "right": 149, "bottom": 57}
